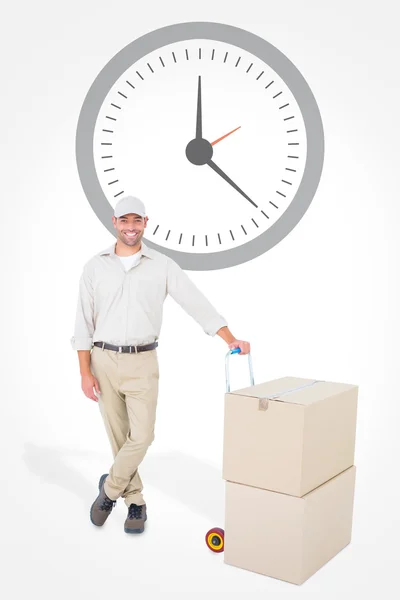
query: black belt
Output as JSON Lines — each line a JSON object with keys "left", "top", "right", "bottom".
{"left": 93, "top": 341, "right": 158, "bottom": 353}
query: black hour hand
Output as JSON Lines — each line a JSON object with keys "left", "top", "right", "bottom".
{"left": 206, "top": 159, "right": 258, "bottom": 208}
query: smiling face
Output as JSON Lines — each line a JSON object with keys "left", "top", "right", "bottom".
{"left": 112, "top": 212, "right": 148, "bottom": 249}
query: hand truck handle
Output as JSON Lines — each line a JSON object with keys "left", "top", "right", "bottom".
{"left": 225, "top": 348, "right": 255, "bottom": 393}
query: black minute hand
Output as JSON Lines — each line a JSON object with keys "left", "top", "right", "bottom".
{"left": 196, "top": 75, "right": 202, "bottom": 139}
{"left": 206, "top": 159, "right": 258, "bottom": 208}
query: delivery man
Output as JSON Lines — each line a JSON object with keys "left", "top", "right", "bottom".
{"left": 71, "top": 195, "right": 251, "bottom": 534}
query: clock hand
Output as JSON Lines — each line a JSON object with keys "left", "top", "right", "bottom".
{"left": 188, "top": 77, "right": 253, "bottom": 209}
{"left": 206, "top": 159, "right": 258, "bottom": 208}
{"left": 196, "top": 75, "right": 202, "bottom": 139}
{"left": 211, "top": 126, "right": 241, "bottom": 146}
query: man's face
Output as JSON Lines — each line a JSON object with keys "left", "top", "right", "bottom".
{"left": 112, "top": 213, "right": 148, "bottom": 247}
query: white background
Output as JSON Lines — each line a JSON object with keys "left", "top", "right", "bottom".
{"left": 1, "top": 1, "right": 399, "bottom": 598}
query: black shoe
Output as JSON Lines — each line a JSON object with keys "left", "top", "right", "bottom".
{"left": 90, "top": 474, "right": 116, "bottom": 527}
{"left": 124, "top": 503, "right": 147, "bottom": 534}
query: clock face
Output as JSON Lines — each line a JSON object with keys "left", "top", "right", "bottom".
{"left": 76, "top": 22, "right": 324, "bottom": 270}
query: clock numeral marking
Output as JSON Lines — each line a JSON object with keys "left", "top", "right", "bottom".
{"left": 288, "top": 155, "right": 299, "bottom": 159}
{"left": 276, "top": 191, "right": 286, "bottom": 198}
{"left": 284, "top": 116, "right": 295, "bottom": 121}
{"left": 108, "top": 180, "right": 119, "bottom": 185}
{"left": 287, "top": 129, "right": 298, "bottom": 133}
{"left": 273, "top": 91, "right": 282, "bottom": 99}
{"left": 218, "top": 234, "right": 222, "bottom": 244}
{"left": 114, "top": 191, "right": 124, "bottom": 197}
{"left": 118, "top": 91, "right": 127, "bottom": 99}
{"left": 101, "top": 142, "right": 112, "bottom": 146}
{"left": 246, "top": 63, "right": 253, "bottom": 73}
{"left": 270, "top": 201, "right": 279, "bottom": 208}
{"left": 279, "top": 103, "right": 290, "bottom": 109}
{"left": 106, "top": 116, "right": 117, "bottom": 121}
{"left": 165, "top": 230, "right": 171, "bottom": 241}
{"left": 102, "top": 129, "right": 114, "bottom": 133}
{"left": 153, "top": 225, "right": 159, "bottom": 235}
{"left": 286, "top": 167, "right": 297, "bottom": 172}
{"left": 241, "top": 225, "right": 247, "bottom": 235}
{"left": 212, "top": 49, "right": 215, "bottom": 60}
{"left": 104, "top": 168, "right": 115, "bottom": 172}
{"left": 111, "top": 103, "right": 121, "bottom": 109}
{"left": 136, "top": 71, "right": 144, "bottom": 80}
{"left": 126, "top": 80, "right": 135, "bottom": 89}
{"left": 252, "top": 218, "right": 259, "bottom": 228}
{"left": 199, "top": 48, "right": 201, "bottom": 59}
{"left": 205, "top": 235, "right": 208, "bottom": 246}
{"left": 265, "top": 80, "right": 274, "bottom": 89}
{"left": 230, "top": 230, "right": 235, "bottom": 240}
{"left": 147, "top": 63, "right": 154, "bottom": 73}
{"left": 256, "top": 71, "right": 264, "bottom": 80}
{"left": 235, "top": 57, "right": 241, "bottom": 67}
{"left": 224, "top": 51, "right": 228, "bottom": 63}
{"left": 281, "top": 180, "right": 292, "bottom": 185}
{"left": 261, "top": 210, "right": 270, "bottom": 219}
{"left": 288, "top": 142, "right": 299, "bottom": 146}
{"left": 172, "top": 51, "right": 177, "bottom": 63}
{"left": 101, "top": 155, "right": 113, "bottom": 159}
{"left": 185, "top": 49, "right": 189, "bottom": 60}
{"left": 159, "top": 57, "right": 165, "bottom": 67}
{"left": 192, "top": 235, "right": 195, "bottom": 246}
{"left": 179, "top": 233, "right": 183, "bottom": 244}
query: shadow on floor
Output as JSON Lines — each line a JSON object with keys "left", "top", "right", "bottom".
{"left": 22, "top": 442, "right": 225, "bottom": 522}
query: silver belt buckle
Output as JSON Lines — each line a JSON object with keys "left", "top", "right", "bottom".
{"left": 118, "top": 346, "right": 122, "bottom": 353}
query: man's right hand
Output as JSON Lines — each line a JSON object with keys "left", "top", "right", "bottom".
{"left": 81, "top": 372, "right": 101, "bottom": 402}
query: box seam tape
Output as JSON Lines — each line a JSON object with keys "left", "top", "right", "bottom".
{"left": 256, "top": 380, "right": 325, "bottom": 411}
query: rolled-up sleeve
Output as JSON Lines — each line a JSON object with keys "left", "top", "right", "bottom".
{"left": 166, "top": 258, "right": 228, "bottom": 336}
{"left": 70, "top": 265, "right": 95, "bottom": 351}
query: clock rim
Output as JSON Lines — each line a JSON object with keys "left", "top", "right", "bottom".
{"left": 76, "top": 21, "right": 324, "bottom": 271}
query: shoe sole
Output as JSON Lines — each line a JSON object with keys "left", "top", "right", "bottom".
{"left": 90, "top": 474, "right": 109, "bottom": 527}
{"left": 124, "top": 514, "right": 147, "bottom": 534}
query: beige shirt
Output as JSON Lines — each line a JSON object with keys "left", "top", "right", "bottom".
{"left": 70, "top": 240, "right": 228, "bottom": 351}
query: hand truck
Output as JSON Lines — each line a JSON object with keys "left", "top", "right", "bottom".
{"left": 205, "top": 347, "right": 255, "bottom": 553}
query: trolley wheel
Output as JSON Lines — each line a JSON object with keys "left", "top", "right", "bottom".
{"left": 205, "top": 527, "right": 225, "bottom": 553}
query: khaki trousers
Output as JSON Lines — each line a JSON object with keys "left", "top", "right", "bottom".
{"left": 89, "top": 345, "right": 159, "bottom": 507}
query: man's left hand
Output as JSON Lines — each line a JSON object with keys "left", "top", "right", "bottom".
{"left": 228, "top": 339, "right": 251, "bottom": 355}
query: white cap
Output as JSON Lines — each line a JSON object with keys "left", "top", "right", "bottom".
{"left": 114, "top": 196, "right": 146, "bottom": 218}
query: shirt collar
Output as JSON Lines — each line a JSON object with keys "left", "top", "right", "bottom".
{"left": 98, "top": 240, "right": 154, "bottom": 259}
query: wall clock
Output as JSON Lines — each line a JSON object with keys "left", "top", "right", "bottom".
{"left": 76, "top": 21, "right": 324, "bottom": 270}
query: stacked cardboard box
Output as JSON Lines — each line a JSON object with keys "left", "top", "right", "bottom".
{"left": 222, "top": 376, "right": 358, "bottom": 585}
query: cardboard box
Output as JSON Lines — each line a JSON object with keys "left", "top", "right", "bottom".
{"left": 223, "top": 376, "right": 358, "bottom": 496}
{"left": 224, "top": 465, "right": 356, "bottom": 585}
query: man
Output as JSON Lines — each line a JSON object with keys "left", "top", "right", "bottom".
{"left": 71, "top": 195, "right": 251, "bottom": 534}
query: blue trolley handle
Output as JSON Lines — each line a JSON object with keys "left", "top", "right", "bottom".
{"left": 225, "top": 347, "right": 255, "bottom": 393}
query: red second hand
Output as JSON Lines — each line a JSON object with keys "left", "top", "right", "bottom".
{"left": 210, "top": 126, "right": 241, "bottom": 146}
